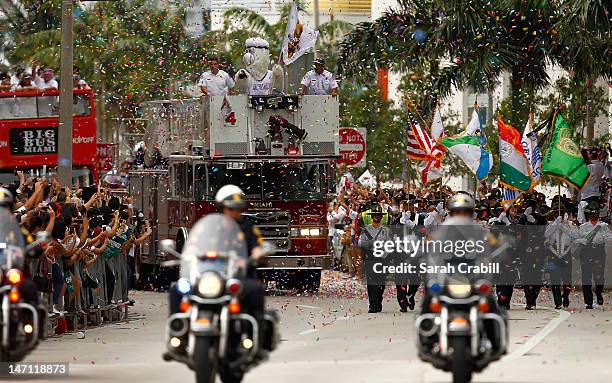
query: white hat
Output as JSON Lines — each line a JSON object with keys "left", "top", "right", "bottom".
{"left": 245, "top": 37, "right": 269, "bottom": 49}
{"left": 215, "top": 184, "right": 246, "bottom": 209}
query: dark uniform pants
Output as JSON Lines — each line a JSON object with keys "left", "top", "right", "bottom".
{"left": 364, "top": 257, "right": 413, "bottom": 311}
{"left": 580, "top": 244, "right": 606, "bottom": 306}
{"left": 496, "top": 258, "right": 518, "bottom": 308}
{"left": 548, "top": 255, "right": 572, "bottom": 307}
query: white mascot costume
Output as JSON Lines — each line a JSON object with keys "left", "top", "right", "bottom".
{"left": 235, "top": 37, "right": 285, "bottom": 95}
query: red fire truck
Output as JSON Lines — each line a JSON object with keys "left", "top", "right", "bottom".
{"left": 0, "top": 88, "right": 98, "bottom": 185}
{"left": 129, "top": 95, "right": 339, "bottom": 291}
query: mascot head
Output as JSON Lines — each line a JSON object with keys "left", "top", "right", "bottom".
{"left": 244, "top": 37, "right": 271, "bottom": 80}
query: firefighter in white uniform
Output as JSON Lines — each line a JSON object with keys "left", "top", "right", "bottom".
{"left": 299, "top": 58, "right": 338, "bottom": 96}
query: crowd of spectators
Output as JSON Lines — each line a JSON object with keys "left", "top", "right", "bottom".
{"left": 1, "top": 171, "right": 151, "bottom": 330}
{"left": 0, "top": 60, "right": 89, "bottom": 93}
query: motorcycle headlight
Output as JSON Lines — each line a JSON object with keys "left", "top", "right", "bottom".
{"left": 447, "top": 284, "right": 472, "bottom": 298}
{"left": 197, "top": 272, "right": 224, "bottom": 298}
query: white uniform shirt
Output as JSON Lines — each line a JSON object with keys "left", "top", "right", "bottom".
{"left": 300, "top": 70, "right": 338, "bottom": 95}
{"left": 198, "top": 69, "right": 235, "bottom": 96}
{"left": 10, "top": 74, "right": 20, "bottom": 87}
{"left": 400, "top": 211, "right": 417, "bottom": 228}
{"left": 580, "top": 160, "right": 604, "bottom": 200}
{"left": 544, "top": 217, "right": 576, "bottom": 258}
{"left": 576, "top": 221, "right": 611, "bottom": 246}
{"left": 327, "top": 205, "right": 347, "bottom": 236}
{"left": 34, "top": 77, "right": 58, "bottom": 90}
{"left": 248, "top": 71, "right": 273, "bottom": 96}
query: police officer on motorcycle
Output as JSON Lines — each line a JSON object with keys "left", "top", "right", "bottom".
{"left": 168, "top": 185, "right": 267, "bottom": 353}
{"left": 420, "top": 192, "right": 505, "bottom": 316}
{"left": 416, "top": 192, "right": 509, "bottom": 383}
{"left": 213, "top": 185, "right": 267, "bottom": 336}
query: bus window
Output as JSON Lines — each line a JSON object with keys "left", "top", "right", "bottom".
{"left": 0, "top": 98, "right": 15, "bottom": 119}
{"left": 73, "top": 94, "right": 91, "bottom": 116}
{"left": 37, "top": 96, "right": 60, "bottom": 117}
{"left": 72, "top": 167, "right": 92, "bottom": 187}
{"left": 0, "top": 97, "right": 37, "bottom": 119}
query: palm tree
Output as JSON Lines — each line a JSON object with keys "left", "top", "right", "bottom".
{"left": 338, "top": 0, "right": 557, "bottom": 128}
{"left": 0, "top": 0, "right": 62, "bottom": 66}
{"left": 550, "top": 0, "right": 611, "bottom": 143}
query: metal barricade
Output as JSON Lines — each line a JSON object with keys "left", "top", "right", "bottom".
{"left": 27, "top": 238, "right": 136, "bottom": 334}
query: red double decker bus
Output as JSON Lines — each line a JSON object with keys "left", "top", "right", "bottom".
{"left": 0, "top": 88, "right": 97, "bottom": 185}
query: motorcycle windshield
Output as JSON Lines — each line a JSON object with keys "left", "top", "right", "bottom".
{"left": 0, "top": 209, "right": 25, "bottom": 267}
{"left": 180, "top": 213, "right": 248, "bottom": 279}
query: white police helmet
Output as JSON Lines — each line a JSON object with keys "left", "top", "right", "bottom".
{"left": 447, "top": 192, "right": 475, "bottom": 212}
{"left": 215, "top": 185, "right": 246, "bottom": 209}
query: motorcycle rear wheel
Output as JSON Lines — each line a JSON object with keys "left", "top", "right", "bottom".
{"left": 450, "top": 336, "right": 473, "bottom": 383}
{"left": 193, "top": 337, "right": 217, "bottom": 383}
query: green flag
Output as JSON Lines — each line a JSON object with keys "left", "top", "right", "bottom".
{"left": 541, "top": 112, "right": 590, "bottom": 190}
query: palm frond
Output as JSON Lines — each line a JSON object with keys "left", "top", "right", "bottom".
{"left": 223, "top": 7, "right": 277, "bottom": 42}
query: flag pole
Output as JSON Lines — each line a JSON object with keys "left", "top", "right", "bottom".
{"left": 407, "top": 157, "right": 412, "bottom": 195}
{"left": 558, "top": 182, "right": 561, "bottom": 217}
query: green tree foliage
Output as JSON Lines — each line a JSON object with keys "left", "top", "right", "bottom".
{"left": 337, "top": 0, "right": 609, "bottom": 130}
{"left": 339, "top": 85, "right": 404, "bottom": 180}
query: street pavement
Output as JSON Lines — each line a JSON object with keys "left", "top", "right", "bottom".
{"left": 16, "top": 271, "right": 612, "bottom": 383}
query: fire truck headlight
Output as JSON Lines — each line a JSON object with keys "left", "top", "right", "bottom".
{"left": 197, "top": 272, "right": 224, "bottom": 298}
{"left": 290, "top": 228, "right": 300, "bottom": 237}
{"left": 299, "top": 228, "right": 310, "bottom": 236}
{"left": 309, "top": 228, "right": 321, "bottom": 236}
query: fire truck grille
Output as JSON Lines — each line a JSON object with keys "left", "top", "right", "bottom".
{"left": 302, "top": 141, "right": 335, "bottom": 155}
{"left": 241, "top": 211, "right": 290, "bottom": 252}
{"left": 215, "top": 142, "right": 249, "bottom": 155}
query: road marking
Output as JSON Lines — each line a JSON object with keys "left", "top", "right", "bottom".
{"left": 298, "top": 328, "right": 320, "bottom": 335}
{"left": 506, "top": 309, "right": 571, "bottom": 361}
{"left": 296, "top": 305, "right": 321, "bottom": 310}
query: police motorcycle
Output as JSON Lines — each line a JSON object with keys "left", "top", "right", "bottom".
{"left": 0, "top": 209, "right": 49, "bottom": 362}
{"left": 415, "top": 195, "right": 509, "bottom": 383}
{"left": 161, "top": 214, "right": 279, "bottom": 383}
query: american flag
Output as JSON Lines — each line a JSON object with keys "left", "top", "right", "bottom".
{"left": 406, "top": 109, "right": 445, "bottom": 184}
{"left": 407, "top": 110, "right": 445, "bottom": 159}
{"left": 406, "top": 129, "right": 428, "bottom": 160}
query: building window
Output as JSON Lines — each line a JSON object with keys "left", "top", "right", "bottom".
{"left": 313, "top": 0, "right": 372, "bottom": 14}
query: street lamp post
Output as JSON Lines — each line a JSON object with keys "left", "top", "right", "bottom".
{"left": 58, "top": 0, "right": 74, "bottom": 186}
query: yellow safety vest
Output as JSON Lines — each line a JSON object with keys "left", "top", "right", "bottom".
{"left": 360, "top": 209, "right": 389, "bottom": 226}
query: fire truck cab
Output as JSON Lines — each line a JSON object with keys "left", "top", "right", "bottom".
{"left": 130, "top": 94, "right": 339, "bottom": 291}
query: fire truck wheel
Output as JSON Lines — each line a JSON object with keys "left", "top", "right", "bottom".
{"left": 296, "top": 270, "right": 321, "bottom": 293}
